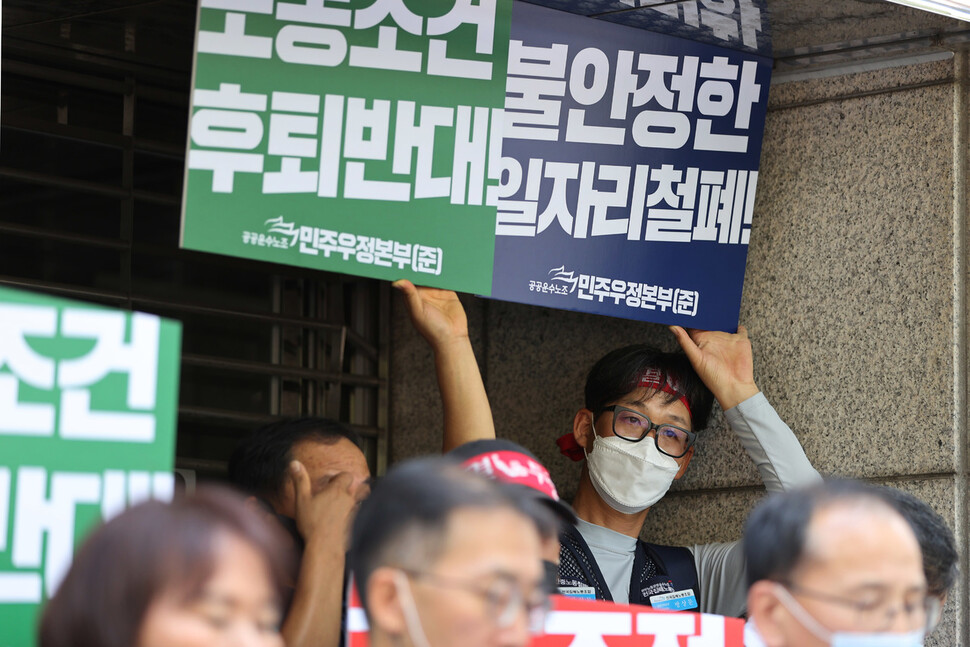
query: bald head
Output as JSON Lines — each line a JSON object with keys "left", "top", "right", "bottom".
{"left": 745, "top": 481, "right": 929, "bottom": 647}
{"left": 798, "top": 498, "right": 922, "bottom": 581}
{"left": 744, "top": 480, "right": 919, "bottom": 587}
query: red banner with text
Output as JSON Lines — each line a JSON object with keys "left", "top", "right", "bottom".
{"left": 347, "top": 589, "right": 745, "bottom": 646}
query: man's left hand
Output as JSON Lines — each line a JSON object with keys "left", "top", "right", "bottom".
{"left": 669, "top": 325, "right": 759, "bottom": 411}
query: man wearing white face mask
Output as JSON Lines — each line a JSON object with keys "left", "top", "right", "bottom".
{"left": 350, "top": 457, "right": 554, "bottom": 647}
{"left": 393, "top": 280, "right": 821, "bottom": 617}
{"left": 744, "top": 480, "right": 939, "bottom": 647}
{"left": 554, "top": 327, "right": 821, "bottom": 616}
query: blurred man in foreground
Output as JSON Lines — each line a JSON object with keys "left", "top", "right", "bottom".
{"left": 350, "top": 457, "right": 554, "bottom": 647}
{"left": 744, "top": 480, "right": 939, "bottom": 647}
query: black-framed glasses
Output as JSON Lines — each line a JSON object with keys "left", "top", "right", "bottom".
{"left": 596, "top": 405, "right": 696, "bottom": 458}
{"left": 399, "top": 568, "right": 550, "bottom": 632}
{"left": 780, "top": 581, "right": 941, "bottom": 633}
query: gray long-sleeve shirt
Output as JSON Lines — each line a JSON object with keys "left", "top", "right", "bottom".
{"left": 689, "top": 392, "right": 822, "bottom": 616}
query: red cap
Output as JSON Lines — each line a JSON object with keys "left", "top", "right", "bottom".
{"left": 461, "top": 450, "right": 561, "bottom": 502}
{"left": 449, "top": 439, "right": 577, "bottom": 524}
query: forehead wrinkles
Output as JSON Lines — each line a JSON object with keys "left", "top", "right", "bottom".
{"left": 797, "top": 500, "right": 918, "bottom": 579}
{"left": 294, "top": 438, "right": 366, "bottom": 469}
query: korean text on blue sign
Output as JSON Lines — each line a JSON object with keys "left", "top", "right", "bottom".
{"left": 488, "top": 2, "right": 771, "bottom": 331}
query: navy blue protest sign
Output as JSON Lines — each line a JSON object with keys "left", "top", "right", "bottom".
{"left": 487, "top": 1, "right": 771, "bottom": 331}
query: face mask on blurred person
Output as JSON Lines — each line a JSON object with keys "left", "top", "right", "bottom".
{"left": 828, "top": 633, "right": 924, "bottom": 647}
{"left": 775, "top": 585, "right": 925, "bottom": 647}
{"left": 394, "top": 572, "right": 432, "bottom": 647}
{"left": 584, "top": 430, "right": 679, "bottom": 514}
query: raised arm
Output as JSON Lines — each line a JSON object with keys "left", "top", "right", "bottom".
{"left": 393, "top": 279, "right": 495, "bottom": 451}
{"left": 670, "top": 325, "right": 819, "bottom": 618}
{"left": 283, "top": 463, "right": 369, "bottom": 647}
{"left": 669, "top": 324, "right": 820, "bottom": 492}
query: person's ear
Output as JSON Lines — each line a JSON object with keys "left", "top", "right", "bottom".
{"left": 747, "top": 580, "right": 787, "bottom": 647}
{"left": 365, "top": 568, "right": 407, "bottom": 636}
{"left": 674, "top": 446, "right": 694, "bottom": 479}
{"left": 573, "top": 409, "right": 596, "bottom": 451}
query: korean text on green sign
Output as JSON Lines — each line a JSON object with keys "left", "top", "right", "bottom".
{"left": 0, "top": 286, "right": 181, "bottom": 647}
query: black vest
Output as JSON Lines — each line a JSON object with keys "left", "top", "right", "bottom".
{"left": 557, "top": 523, "right": 700, "bottom": 608}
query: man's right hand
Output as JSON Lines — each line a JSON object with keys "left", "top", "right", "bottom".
{"left": 289, "top": 461, "right": 369, "bottom": 549}
{"left": 393, "top": 279, "right": 469, "bottom": 352}
{"left": 283, "top": 462, "right": 368, "bottom": 647}
{"left": 393, "top": 279, "right": 494, "bottom": 449}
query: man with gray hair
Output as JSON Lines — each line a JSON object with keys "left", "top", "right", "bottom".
{"left": 743, "top": 480, "right": 940, "bottom": 647}
{"left": 350, "top": 457, "right": 555, "bottom": 647}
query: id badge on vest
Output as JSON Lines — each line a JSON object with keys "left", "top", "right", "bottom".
{"left": 649, "top": 588, "right": 699, "bottom": 611}
{"left": 557, "top": 586, "right": 597, "bottom": 600}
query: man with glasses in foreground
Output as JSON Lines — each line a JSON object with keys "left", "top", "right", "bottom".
{"left": 350, "top": 456, "right": 555, "bottom": 647}
{"left": 744, "top": 480, "right": 939, "bottom": 647}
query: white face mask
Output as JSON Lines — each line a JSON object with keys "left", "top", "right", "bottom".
{"left": 775, "top": 585, "right": 926, "bottom": 647}
{"left": 394, "top": 572, "right": 432, "bottom": 647}
{"left": 584, "top": 425, "right": 681, "bottom": 514}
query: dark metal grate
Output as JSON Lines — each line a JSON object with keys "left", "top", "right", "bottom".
{"left": 1, "top": 0, "right": 390, "bottom": 480}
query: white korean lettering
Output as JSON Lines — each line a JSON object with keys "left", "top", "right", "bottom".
{"left": 451, "top": 106, "right": 490, "bottom": 206}
{"left": 318, "top": 94, "right": 344, "bottom": 197}
{"left": 276, "top": 0, "right": 351, "bottom": 27}
{"left": 276, "top": 25, "right": 347, "bottom": 67}
{"left": 13, "top": 468, "right": 101, "bottom": 596}
{"left": 57, "top": 310, "right": 160, "bottom": 443}
{"left": 264, "top": 91, "right": 321, "bottom": 194}
{"left": 427, "top": 0, "right": 497, "bottom": 79}
{"left": 636, "top": 612, "right": 696, "bottom": 646}
{"left": 393, "top": 102, "right": 454, "bottom": 199}
{"left": 577, "top": 163, "right": 631, "bottom": 238}
{"left": 343, "top": 98, "right": 410, "bottom": 201}
{"left": 349, "top": 26, "right": 422, "bottom": 72}
{"left": 0, "top": 304, "right": 57, "bottom": 435}
{"left": 536, "top": 162, "right": 579, "bottom": 236}
{"left": 198, "top": 7, "right": 273, "bottom": 59}
{"left": 544, "top": 610, "right": 632, "bottom": 647}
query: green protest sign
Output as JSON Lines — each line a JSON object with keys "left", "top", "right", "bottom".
{"left": 181, "top": 0, "right": 512, "bottom": 295}
{"left": 0, "top": 286, "right": 181, "bottom": 647}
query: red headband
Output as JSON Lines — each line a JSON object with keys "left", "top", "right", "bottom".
{"left": 556, "top": 368, "right": 692, "bottom": 462}
{"left": 637, "top": 368, "right": 692, "bottom": 420}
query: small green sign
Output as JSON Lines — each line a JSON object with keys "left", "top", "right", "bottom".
{"left": 0, "top": 286, "right": 182, "bottom": 647}
{"left": 181, "top": 0, "right": 513, "bottom": 295}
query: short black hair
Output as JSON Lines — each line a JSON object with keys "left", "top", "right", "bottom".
{"left": 39, "top": 487, "right": 293, "bottom": 647}
{"left": 585, "top": 345, "right": 714, "bottom": 430}
{"left": 228, "top": 417, "right": 363, "bottom": 503}
{"left": 349, "top": 457, "right": 553, "bottom": 611}
{"left": 878, "top": 487, "right": 958, "bottom": 597}
{"left": 743, "top": 479, "right": 900, "bottom": 589}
